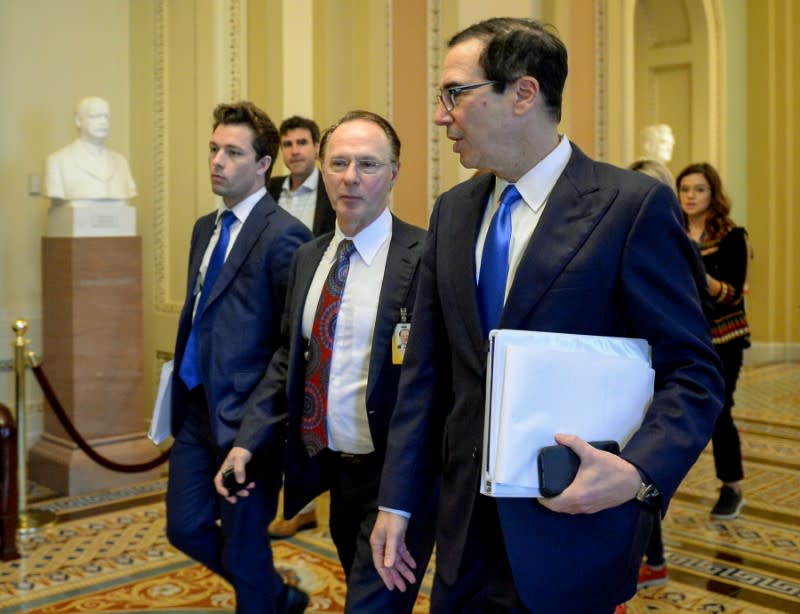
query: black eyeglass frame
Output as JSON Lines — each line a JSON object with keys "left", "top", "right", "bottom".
{"left": 437, "top": 80, "right": 501, "bottom": 112}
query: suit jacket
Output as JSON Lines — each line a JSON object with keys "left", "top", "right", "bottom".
{"left": 170, "top": 193, "right": 312, "bottom": 452}
{"left": 237, "top": 215, "right": 427, "bottom": 519}
{"left": 379, "top": 144, "right": 724, "bottom": 611}
{"left": 267, "top": 173, "right": 336, "bottom": 237}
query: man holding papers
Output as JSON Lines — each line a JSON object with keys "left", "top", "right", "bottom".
{"left": 370, "top": 17, "right": 724, "bottom": 614}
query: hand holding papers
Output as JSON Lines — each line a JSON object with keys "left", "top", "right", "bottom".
{"left": 481, "top": 330, "right": 655, "bottom": 498}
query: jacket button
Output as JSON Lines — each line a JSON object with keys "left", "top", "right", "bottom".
{"left": 471, "top": 447, "right": 478, "bottom": 460}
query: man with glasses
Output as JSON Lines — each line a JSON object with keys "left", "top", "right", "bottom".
{"left": 215, "top": 110, "right": 436, "bottom": 612}
{"left": 370, "top": 17, "right": 722, "bottom": 613}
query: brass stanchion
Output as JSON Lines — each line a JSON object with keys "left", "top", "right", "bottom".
{"left": 12, "top": 320, "right": 55, "bottom": 534}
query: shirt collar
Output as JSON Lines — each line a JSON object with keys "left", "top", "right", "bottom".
{"left": 493, "top": 135, "right": 572, "bottom": 213}
{"left": 281, "top": 167, "right": 320, "bottom": 194}
{"left": 216, "top": 186, "right": 265, "bottom": 225}
{"left": 334, "top": 207, "right": 392, "bottom": 266}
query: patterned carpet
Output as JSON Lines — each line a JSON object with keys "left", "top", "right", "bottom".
{"left": 1, "top": 362, "right": 798, "bottom": 613}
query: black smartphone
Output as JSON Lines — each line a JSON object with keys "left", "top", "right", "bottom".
{"left": 222, "top": 466, "right": 252, "bottom": 493}
{"left": 537, "top": 440, "right": 620, "bottom": 498}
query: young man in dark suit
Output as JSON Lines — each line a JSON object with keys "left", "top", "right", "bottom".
{"left": 370, "top": 18, "right": 724, "bottom": 613}
{"left": 216, "top": 110, "right": 436, "bottom": 613}
{"left": 267, "top": 115, "right": 336, "bottom": 238}
{"left": 166, "top": 101, "right": 312, "bottom": 614}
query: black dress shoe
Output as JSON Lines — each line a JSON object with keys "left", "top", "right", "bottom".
{"left": 279, "top": 584, "right": 309, "bottom": 614}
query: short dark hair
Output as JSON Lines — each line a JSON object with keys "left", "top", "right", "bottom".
{"left": 319, "top": 110, "right": 401, "bottom": 162}
{"left": 278, "top": 115, "right": 321, "bottom": 144}
{"left": 212, "top": 101, "right": 279, "bottom": 180}
{"left": 449, "top": 17, "right": 568, "bottom": 122}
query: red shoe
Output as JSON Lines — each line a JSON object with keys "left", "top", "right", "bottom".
{"left": 638, "top": 562, "right": 668, "bottom": 589}
{"left": 614, "top": 605, "right": 627, "bottom": 614}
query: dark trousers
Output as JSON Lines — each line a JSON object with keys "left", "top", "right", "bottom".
{"left": 431, "top": 497, "right": 623, "bottom": 614}
{"left": 643, "top": 511, "right": 666, "bottom": 567}
{"left": 712, "top": 342, "right": 745, "bottom": 483}
{"left": 166, "top": 388, "right": 285, "bottom": 614}
{"left": 430, "top": 496, "right": 531, "bottom": 614}
{"left": 323, "top": 450, "right": 436, "bottom": 614}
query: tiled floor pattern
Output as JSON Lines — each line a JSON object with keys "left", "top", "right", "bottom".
{"left": 1, "top": 362, "right": 798, "bottom": 613}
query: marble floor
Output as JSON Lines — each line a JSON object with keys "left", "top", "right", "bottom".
{"left": 1, "top": 361, "right": 798, "bottom": 613}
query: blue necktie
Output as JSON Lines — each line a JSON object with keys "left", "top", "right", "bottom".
{"left": 478, "top": 185, "right": 520, "bottom": 335}
{"left": 179, "top": 210, "right": 236, "bottom": 389}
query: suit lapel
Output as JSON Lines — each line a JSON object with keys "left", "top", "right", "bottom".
{"left": 501, "top": 145, "right": 618, "bottom": 329}
{"left": 199, "top": 195, "right": 273, "bottom": 317}
{"left": 445, "top": 175, "right": 496, "bottom": 359}
{"left": 286, "top": 237, "right": 328, "bottom": 405}
{"left": 366, "top": 217, "right": 421, "bottom": 401}
{"left": 186, "top": 215, "right": 215, "bottom": 301}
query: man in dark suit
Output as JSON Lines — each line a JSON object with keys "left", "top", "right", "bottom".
{"left": 215, "top": 110, "right": 436, "bottom": 613}
{"left": 267, "top": 115, "right": 336, "bottom": 238}
{"left": 266, "top": 116, "right": 331, "bottom": 538}
{"left": 370, "top": 18, "right": 724, "bottom": 614}
{"left": 166, "top": 101, "right": 312, "bottom": 614}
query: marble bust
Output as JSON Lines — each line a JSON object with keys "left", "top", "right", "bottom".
{"left": 45, "top": 97, "right": 137, "bottom": 203}
{"left": 641, "top": 124, "right": 675, "bottom": 165}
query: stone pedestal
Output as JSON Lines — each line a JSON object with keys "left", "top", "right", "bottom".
{"left": 29, "top": 237, "right": 161, "bottom": 495}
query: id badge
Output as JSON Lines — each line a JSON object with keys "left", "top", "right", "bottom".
{"left": 392, "top": 321, "right": 411, "bottom": 365}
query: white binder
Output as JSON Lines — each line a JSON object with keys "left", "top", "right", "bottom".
{"left": 148, "top": 359, "right": 173, "bottom": 445}
{"left": 480, "top": 330, "right": 655, "bottom": 498}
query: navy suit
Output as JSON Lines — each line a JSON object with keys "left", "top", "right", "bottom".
{"left": 379, "top": 145, "right": 724, "bottom": 613}
{"left": 166, "top": 193, "right": 311, "bottom": 614}
{"left": 238, "top": 215, "right": 437, "bottom": 613}
{"left": 268, "top": 174, "right": 336, "bottom": 237}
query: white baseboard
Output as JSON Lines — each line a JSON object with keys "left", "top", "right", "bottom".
{"left": 745, "top": 341, "right": 800, "bottom": 366}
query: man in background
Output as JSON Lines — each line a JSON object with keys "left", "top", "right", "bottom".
{"left": 268, "top": 115, "right": 336, "bottom": 237}
{"left": 166, "top": 101, "right": 312, "bottom": 613}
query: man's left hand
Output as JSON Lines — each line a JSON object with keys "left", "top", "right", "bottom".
{"left": 537, "top": 433, "right": 642, "bottom": 514}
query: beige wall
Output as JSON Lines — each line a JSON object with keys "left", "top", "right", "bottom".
{"left": 746, "top": 0, "right": 800, "bottom": 357}
{"left": 0, "top": 0, "right": 131, "bottom": 442}
{"left": 2, "top": 0, "right": 797, "bottom": 435}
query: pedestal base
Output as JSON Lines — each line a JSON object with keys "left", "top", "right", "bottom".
{"left": 47, "top": 201, "right": 136, "bottom": 237}
{"left": 28, "top": 433, "right": 162, "bottom": 496}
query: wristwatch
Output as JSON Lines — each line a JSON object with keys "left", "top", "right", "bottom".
{"left": 634, "top": 469, "right": 661, "bottom": 509}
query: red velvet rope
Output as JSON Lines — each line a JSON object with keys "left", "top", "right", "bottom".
{"left": 30, "top": 364, "right": 170, "bottom": 473}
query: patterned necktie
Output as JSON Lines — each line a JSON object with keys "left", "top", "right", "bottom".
{"left": 478, "top": 185, "right": 521, "bottom": 335}
{"left": 179, "top": 210, "right": 236, "bottom": 390}
{"left": 302, "top": 239, "right": 356, "bottom": 456}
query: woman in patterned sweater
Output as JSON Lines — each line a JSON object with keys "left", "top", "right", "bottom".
{"left": 677, "top": 162, "right": 750, "bottom": 520}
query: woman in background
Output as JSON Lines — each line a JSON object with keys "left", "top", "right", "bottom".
{"left": 677, "top": 162, "right": 750, "bottom": 522}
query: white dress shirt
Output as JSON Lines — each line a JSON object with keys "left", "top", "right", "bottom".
{"left": 475, "top": 136, "right": 573, "bottom": 299}
{"left": 277, "top": 167, "right": 320, "bottom": 232}
{"left": 302, "top": 207, "right": 392, "bottom": 453}
{"left": 191, "top": 187, "right": 264, "bottom": 320}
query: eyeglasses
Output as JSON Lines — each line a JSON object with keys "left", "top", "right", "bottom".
{"left": 325, "top": 158, "right": 392, "bottom": 175}
{"left": 437, "top": 80, "right": 500, "bottom": 112}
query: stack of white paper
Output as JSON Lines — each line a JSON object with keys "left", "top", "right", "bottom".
{"left": 148, "top": 359, "right": 173, "bottom": 445}
{"left": 481, "top": 330, "right": 655, "bottom": 498}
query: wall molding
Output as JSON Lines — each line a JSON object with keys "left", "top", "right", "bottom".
{"left": 153, "top": 0, "right": 178, "bottom": 314}
{"left": 427, "top": 0, "right": 441, "bottom": 210}
{"left": 745, "top": 342, "right": 800, "bottom": 366}
{"left": 595, "top": 0, "right": 609, "bottom": 160}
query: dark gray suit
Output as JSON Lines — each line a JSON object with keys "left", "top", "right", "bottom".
{"left": 268, "top": 173, "right": 336, "bottom": 237}
{"left": 166, "top": 192, "right": 312, "bottom": 613}
{"left": 238, "top": 214, "right": 437, "bottom": 613}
